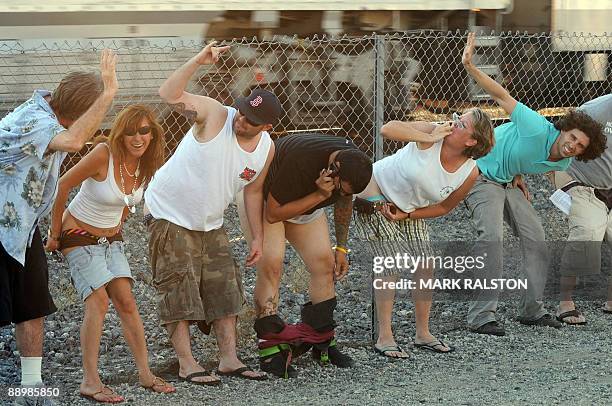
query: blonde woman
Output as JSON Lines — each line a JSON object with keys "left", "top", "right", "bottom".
{"left": 354, "top": 109, "right": 494, "bottom": 358}
{"left": 46, "top": 105, "right": 174, "bottom": 402}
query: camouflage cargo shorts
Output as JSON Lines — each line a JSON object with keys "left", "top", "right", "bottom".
{"left": 148, "top": 219, "right": 245, "bottom": 334}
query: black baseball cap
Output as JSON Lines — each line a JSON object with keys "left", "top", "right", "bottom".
{"left": 234, "top": 89, "right": 282, "bottom": 126}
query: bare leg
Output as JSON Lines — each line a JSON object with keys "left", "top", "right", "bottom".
{"left": 413, "top": 266, "right": 451, "bottom": 352}
{"left": 106, "top": 278, "right": 174, "bottom": 393}
{"left": 79, "top": 287, "right": 124, "bottom": 402}
{"left": 170, "top": 321, "right": 218, "bottom": 384}
{"left": 605, "top": 277, "right": 612, "bottom": 312}
{"left": 15, "top": 317, "right": 43, "bottom": 357}
{"left": 285, "top": 215, "right": 335, "bottom": 305}
{"left": 253, "top": 219, "right": 286, "bottom": 318}
{"left": 372, "top": 275, "right": 408, "bottom": 357}
{"left": 214, "top": 316, "right": 265, "bottom": 378}
{"left": 557, "top": 276, "right": 585, "bottom": 323}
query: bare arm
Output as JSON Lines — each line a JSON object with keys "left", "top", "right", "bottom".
{"left": 410, "top": 167, "right": 479, "bottom": 219}
{"left": 381, "top": 167, "right": 479, "bottom": 221}
{"left": 47, "top": 49, "right": 118, "bottom": 153}
{"left": 243, "top": 143, "right": 275, "bottom": 266}
{"left": 46, "top": 144, "right": 109, "bottom": 249}
{"left": 462, "top": 32, "right": 517, "bottom": 115}
{"left": 333, "top": 195, "right": 352, "bottom": 249}
{"left": 159, "top": 41, "right": 229, "bottom": 125}
{"left": 265, "top": 168, "right": 335, "bottom": 224}
{"left": 381, "top": 121, "right": 452, "bottom": 148}
{"left": 332, "top": 195, "right": 353, "bottom": 280}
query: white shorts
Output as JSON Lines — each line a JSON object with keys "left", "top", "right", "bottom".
{"left": 286, "top": 208, "right": 325, "bottom": 224}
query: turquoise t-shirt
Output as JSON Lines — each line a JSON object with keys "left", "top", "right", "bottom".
{"left": 476, "top": 102, "right": 572, "bottom": 183}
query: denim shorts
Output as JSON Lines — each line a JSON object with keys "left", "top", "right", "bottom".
{"left": 65, "top": 241, "right": 133, "bottom": 301}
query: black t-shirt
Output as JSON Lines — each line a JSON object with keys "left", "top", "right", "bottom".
{"left": 264, "top": 134, "right": 358, "bottom": 214}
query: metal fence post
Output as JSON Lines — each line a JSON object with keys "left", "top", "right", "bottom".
{"left": 370, "top": 34, "right": 386, "bottom": 342}
{"left": 373, "top": 34, "right": 386, "bottom": 162}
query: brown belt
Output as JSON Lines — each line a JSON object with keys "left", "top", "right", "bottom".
{"left": 59, "top": 228, "right": 123, "bottom": 250}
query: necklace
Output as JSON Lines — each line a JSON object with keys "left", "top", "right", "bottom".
{"left": 123, "top": 160, "right": 140, "bottom": 177}
{"left": 119, "top": 161, "right": 139, "bottom": 214}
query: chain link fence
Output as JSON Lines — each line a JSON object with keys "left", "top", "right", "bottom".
{"left": 1, "top": 31, "right": 610, "bottom": 169}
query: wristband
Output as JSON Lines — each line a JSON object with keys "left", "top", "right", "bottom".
{"left": 333, "top": 246, "right": 350, "bottom": 254}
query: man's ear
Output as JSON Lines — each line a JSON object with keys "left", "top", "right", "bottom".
{"left": 262, "top": 124, "right": 273, "bottom": 132}
{"left": 466, "top": 138, "right": 477, "bottom": 147}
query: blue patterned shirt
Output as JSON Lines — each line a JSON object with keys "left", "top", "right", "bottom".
{"left": 0, "top": 90, "right": 67, "bottom": 266}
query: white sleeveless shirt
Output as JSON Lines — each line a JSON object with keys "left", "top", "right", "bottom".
{"left": 145, "top": 106, "right": 272, "bottom": 231}
{"left": 374, "top": 140, "right": 476, "bottom": 213}
{"left": 68, "top": 144, "right": 144, "bottom": 228}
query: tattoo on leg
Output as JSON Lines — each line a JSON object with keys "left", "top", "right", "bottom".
{"left": 256, "top": 293, "right": 279, "bottom": 318}
{"left": 169, "top": 102, "right": 197, "bottom": 125}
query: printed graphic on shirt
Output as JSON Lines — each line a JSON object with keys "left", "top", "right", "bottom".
{"left": 440, "top": 186, "right": 454, "bottom": 199}
{"left": 21, "top": 118, "right": 39, "bottom": 135}
{"left": 239, "top": 167, "right": 257, "bottom": 182}
{"left": 0, "top": 163, "right": 21, "bottom": 192}
{"left": 21, "top": 167, "right": 44, "bottom": 208}
{"left": 0, "top": 201, "right": 21, "bottom": 229}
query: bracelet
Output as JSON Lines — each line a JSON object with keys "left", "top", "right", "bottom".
{"left": 333, "top": 246, "right": 351, "bottom": 254}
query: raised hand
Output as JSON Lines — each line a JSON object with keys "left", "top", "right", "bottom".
{"left": 431, "top": 123, "right": 453, "bottom": 141}
{"left": 100, "top": 48, "right": 118, "bottom": 96}
{"left": 315, "top": 168, "right": 336, "bottom": 199}
{"left": 194, "top": 41, "right": 231, "bottom": 65}
{"left": 462, "top": 32, "right": 476, "bottom": 67}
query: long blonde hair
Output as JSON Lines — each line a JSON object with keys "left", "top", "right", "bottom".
{"left": 107, "top": 104, "right": 165, "bottom": 185}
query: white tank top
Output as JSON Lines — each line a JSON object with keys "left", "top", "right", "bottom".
{"left": 68, "top": 144, "right": 144, "bottom": 228}
{"left": 374, "top": 140, "right": 476, "bottom": 213}
{"left": 145, "top": 106, "right": 272, "bottom": 231}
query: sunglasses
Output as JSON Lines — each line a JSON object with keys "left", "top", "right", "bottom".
{"left": 452, "top": 112, "right": 465, "bottom": 129}
{"left": 329, "top": 161, "right": 352, "bottom": 196}
{"left": 239, "top": 110, "right": 260, "bottom": 127}
{"left": 125, "top": 126, "right": 151, "bottom": 137}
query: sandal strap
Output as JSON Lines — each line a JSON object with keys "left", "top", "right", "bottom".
{"left": 143, "top": 376, "right": 170, "bottom": 389}
{"left": 376, "top": 345, "right": 403, "bottom": 352}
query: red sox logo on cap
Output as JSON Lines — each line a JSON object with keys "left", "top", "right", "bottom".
{"left": 250, "top": 95, "right": 263, "bottom": 107}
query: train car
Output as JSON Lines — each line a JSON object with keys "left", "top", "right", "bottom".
{"left": 0, "top": 0, "right": 609, "bottom": 136}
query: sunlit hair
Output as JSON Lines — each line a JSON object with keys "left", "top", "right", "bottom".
{"left": 462, "top": 108, "right": 494, "bottom": 159}
{"left": 106, "top": 104, "right": 165, "bottom": 185}
{"left": 554, "top": 109, "right": 606, "bottom": 162}
{"left": 49, "top": 72, "right": 103, "bottom": 121}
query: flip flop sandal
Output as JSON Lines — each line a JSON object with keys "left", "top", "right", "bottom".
{"left": 414, "top": 340, "right": 455, "bottom": 354}
{"left": 178, "top": 371, "right": 222, "bottom": 386}
{"left": 80, "top": 386, "right": 125, "bottom": 403}
{"left": 141, "top": 376, "right": 176, "bottom": 393}
{"left": 217, "top": 366, "right": 268, "bottom": 381}
{"left": 374, "top": 344, "right": 410, "bottom": 359}
{"left": 556, "top": 309, "right": 587, "bottom": 325}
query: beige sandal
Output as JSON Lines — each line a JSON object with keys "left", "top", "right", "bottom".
{"left": 141, "top": 376, "right": 176, "bottom": 394}
{"left": 80, "top": 385, "right": 125, "bottom": 403}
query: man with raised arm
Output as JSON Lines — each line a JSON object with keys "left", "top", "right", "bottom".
{"left": 0, "top": 49, "right": 118, "bottom": 406}
{"left": 144, "top": 42, "right": 276, "bottom": 384}
{"left": 462, "top": 32, "right": 606, "bottom": 336}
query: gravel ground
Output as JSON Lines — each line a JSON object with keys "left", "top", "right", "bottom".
{"left": 1, "top": 174, "right": 611, "bottom": 405}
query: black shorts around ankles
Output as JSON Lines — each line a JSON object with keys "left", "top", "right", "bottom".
{"left": 0, "top": 227, "right": 57, "bottom": 327}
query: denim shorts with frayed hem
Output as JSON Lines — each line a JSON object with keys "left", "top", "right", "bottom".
{"left": 65, "top": 240, "right": 133, "bottom": 301}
